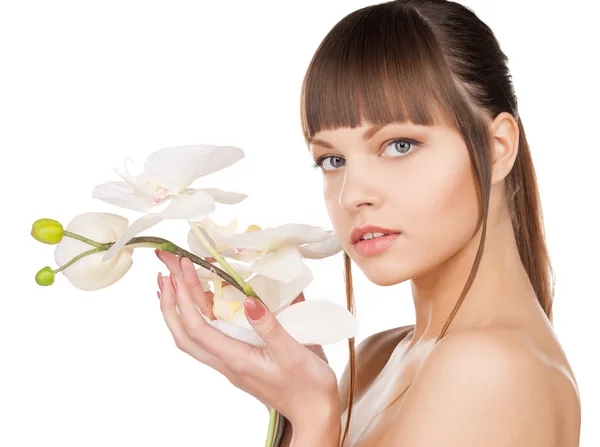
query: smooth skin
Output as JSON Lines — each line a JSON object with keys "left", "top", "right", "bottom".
{"left": 156, "top": 112, "right": 581, "bottom": 446}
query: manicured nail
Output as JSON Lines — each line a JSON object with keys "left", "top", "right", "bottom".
{"left": 157, "top": 273, "right": 164, "bottom": 292}
{"left": 169, "top": 274, "right": 178, "bottom": 292}
{"left": 244, "top": 297, "right": 266, "bottom": 321}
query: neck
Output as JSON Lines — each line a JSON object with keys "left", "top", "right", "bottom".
{"left": 408, "top": 209, "right": 541, "bottom": 346}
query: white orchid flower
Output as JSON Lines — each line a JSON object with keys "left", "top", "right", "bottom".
{"left": 187, "top": 218, "right": 341, "bottom": 282}
{"left": 197, "top": 263, "right": 357, "bottom": 347}
{"left": 54, "top": 213, "right": 135, "bottom": 291}
{"left": 186, "top": 217, "right": 244, "bottom": 259}
{"left": 92, "top": 144, "right": 247, "bottom": 262}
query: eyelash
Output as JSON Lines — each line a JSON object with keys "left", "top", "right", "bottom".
{"left": 311, "top": 138, "right": 421, "bottom": 171}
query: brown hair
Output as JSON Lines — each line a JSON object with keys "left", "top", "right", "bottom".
{"left": 299, "top": 1, "right": 554, "bottom": 444}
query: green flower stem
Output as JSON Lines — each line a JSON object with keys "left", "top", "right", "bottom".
{"left": 266, "top": 408, "right": 277, "bottom": 447}
{"left": 187, "top": 221, "right": 261, "bottom": 301}
{"left": 63, "top": 230, "right": 106, "bottom": 248}
{"left": 54, "top": 247, "right": 103, "bottom": 273}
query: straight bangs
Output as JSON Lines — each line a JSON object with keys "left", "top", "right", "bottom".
{"left": 300, "top": 3, "right": 474, "bottom": 143}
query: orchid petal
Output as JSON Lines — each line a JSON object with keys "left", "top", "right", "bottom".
{"left": 199, "top": 188, "right": 248, "bottom": 204}
{"left": 186, "top": 226, "right": 214, "bottom": 257}
{"left": 195, "top": 261, "right": 253, "bottom": 284}
{"left": 101, "top": 213, "right": 164, "bottom": 262}
{"left": 61, "top": 250, "right": 134, "bottom": 291}
{"left": 247, "top": 263, "right": 313, "bottom": 313}
{"left": 113, "top": 158, "right": 165, "bottom": 201}
{"left": 221, "top": 283, "right": 247, "bottom": 303}
{"left": 249, "top": 246, "right": 305, "bottom": 282}
{"left": 209, "top": 319, "right": 264, "bottom": 347}
{"left": 56, "top": 213, "right": 131, "bottom": 265}
{"left": 186, "top": 221, "right": 240, "bottom": 259}
{"left": 157, "top": 189, "right": 216, "bottom": 220}
{"left": 213, "top": 298, "right": 243, "bottom": 321}
{"left": 142, "top": 144, "right": 244, "bottom": 191}
{"left": 195, "top": 265, "right": 221, "bottom": 281}
{"left": 198, "top": 217, "right": 239, "bottom": 249}
{"left": 226, "top": 224, "right": 332, "bottom": 252}
{"left": 91, "top": 181, "right": 154, "bottom": 212}
{"left": 298, "top": 231, "right": 342, "bottom": 259}
{"left": 198, "top": 278, "right": 213, "bottom": 292}
{"left": 54, "top": 213, "right": 135, "bottom": 291}
{"left": 275, "top": 300, "right": 358, "bottom": 345}
{"left": 228, "top": 306, "right": 253, "bottom": 329}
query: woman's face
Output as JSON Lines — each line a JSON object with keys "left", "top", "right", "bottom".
{"left": 309, "top": 120, "right": 481, "bottom": 286}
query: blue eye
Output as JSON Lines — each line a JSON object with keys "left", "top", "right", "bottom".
{"left": 382, "top": 139, "right": 417, "bottom": 157}
{"left": 313, "top": 155, "right": 346, "bottom": 171}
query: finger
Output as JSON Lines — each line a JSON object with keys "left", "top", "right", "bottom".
{"left": 156, "top": 249, "right": 181, "bottom": 274}
{"left": 180, "top": 256, "right": 216, "bottom": 320}
{"left": 158, "top": 274, "right": 231, "bottom": 375}
{"left": 170, "top": 272, "right": 250, "bottom": 365}
{"left": 243, "top": 297, "right": 301, "bottom": 362}
{"left": 157, "top": 250, "right": 216, "bottom": 320}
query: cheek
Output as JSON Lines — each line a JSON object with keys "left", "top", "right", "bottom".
{"left": 402, "top": 150, "right": 480, "bottom": 258}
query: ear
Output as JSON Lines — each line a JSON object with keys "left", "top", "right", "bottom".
{"left": 490, "top": 112, "right": 519, "bottom": 185}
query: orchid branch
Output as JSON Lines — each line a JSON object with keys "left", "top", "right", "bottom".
{"left": 76, "top": 235, "right": 248, "bottom": 298}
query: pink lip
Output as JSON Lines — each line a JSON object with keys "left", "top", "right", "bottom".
{"left": 354, "top": 233, "right": 400, "bottom": 256}
{"left": 350, "top": 225, "right": 401, "bottom": 245}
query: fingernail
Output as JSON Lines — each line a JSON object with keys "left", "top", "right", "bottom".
{"left": 178, "top": 255, "right": 184, "bottom": 270}
{"left": 169, "top": 274, "right": 178, "bottom": 292}
{"left": 157, "top": 273, "right": 164, "bottom": 292}
{"left": 155, "top": 249, "right": 162, "bottom": 260}
{"left": 180, "top": 257, "right": 193, "bottom": 283}
{"left": 244, "top": 297, "right": 266, "bottom": 321}
{"left": 157, "top": 290, "right": 161, "bottom": 300}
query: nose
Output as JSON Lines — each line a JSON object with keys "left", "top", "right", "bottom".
{"left": 338, "top": 162, "right": 382, "bottom": 213}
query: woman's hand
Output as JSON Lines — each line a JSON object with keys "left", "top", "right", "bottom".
{"left": 155, "top": 250, "right": 340, "bottom": 427}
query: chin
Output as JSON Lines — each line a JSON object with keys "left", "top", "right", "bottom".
{"left": 349, "top": 249, "right": 416, "bottom": 287}
{"left": 363, "top": 265, "right": 413, "bottom": 286}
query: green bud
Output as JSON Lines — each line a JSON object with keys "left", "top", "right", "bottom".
{"left": 31, "top": 218, "right": 64, "bottom": 245}
{"left": 35, "top": 266, "right": 55, "bottom": 286}
{"left": 159, "top": 241, "right": 176, "bottom": 253}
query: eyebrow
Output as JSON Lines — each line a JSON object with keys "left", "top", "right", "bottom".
{"left": 310, "top": 124, "right": 386, "bottom": 149}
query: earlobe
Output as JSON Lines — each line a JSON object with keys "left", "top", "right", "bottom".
{"left": 490, "top": 112, "right": 519, "bottom": 184}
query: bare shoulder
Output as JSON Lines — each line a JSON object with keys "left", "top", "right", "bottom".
{"left": 338, "top": 324, "right": 414, "bottom": 412}
{"left": 382, "top": 327, "right": 581, "bottom": 446}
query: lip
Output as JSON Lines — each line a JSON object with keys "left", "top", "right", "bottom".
{"left": 350, "top": 225, "right": 401, "bottom": 245}
{"left": 354, "top": 233, "right": 400, "bottom": 256}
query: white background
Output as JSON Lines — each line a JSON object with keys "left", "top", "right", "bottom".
{"left": 1, "top": 0, "right": 598, "bottom": 445}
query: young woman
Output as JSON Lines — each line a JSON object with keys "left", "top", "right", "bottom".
{"left": 155, "top": 1, "right": 581, "bottom": 445}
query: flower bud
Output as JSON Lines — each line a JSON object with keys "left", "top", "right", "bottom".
{"left": 31, "top": 218, "right": 64, "bottom": 245}
{"left": 35, "top": 266, "right": 55, "bottom": 286}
